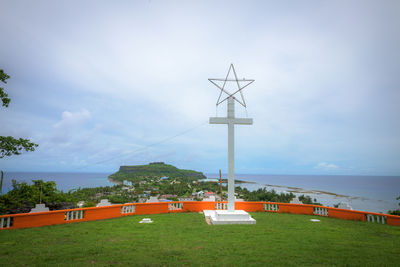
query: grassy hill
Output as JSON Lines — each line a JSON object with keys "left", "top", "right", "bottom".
{"left": 108, "top": 162, "right": 206, "bottom": 183}
{"left": 1, "top": 212, "right": 399, "bottom": 266}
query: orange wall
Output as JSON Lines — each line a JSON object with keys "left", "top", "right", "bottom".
{"left": 1, "top": 201, "right": 399, "bottom": 230}
{"left": 135, "top": 202, "right": 169, "bottom": 215}
{"left": 279, "top": 203, "right": 314, "bottom": 215}
{"left": 327, "top": 208, "right": 366, "bottom": 222}
{"left": 387, "top": 216, "right": 400, "bottom": 226}
{"left": 236, "top": 201, "right": 263, "bottom": 212}
{"left": 13, "top": 211, "right": 66, "bottom": 228}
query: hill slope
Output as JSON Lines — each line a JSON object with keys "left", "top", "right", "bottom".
{"left": 1, "top": 213, "right": 399, "bottom": 266}
{"left": 108, "top": 162, "right": 206, "bottom": 182}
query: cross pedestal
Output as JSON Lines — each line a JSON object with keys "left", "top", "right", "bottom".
{"left": 204, "top": 96, "right": 256, "bottom": 224}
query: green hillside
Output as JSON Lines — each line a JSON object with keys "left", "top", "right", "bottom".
{"left": 108, "top": 162, "right": 206, "bottom": 182}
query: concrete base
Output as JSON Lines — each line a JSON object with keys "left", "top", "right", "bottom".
{"left": 203, "top": 210, "right": 256, "bottom": 225}
{"left": 29, "top": 204, "right": 49, "bottom": 213}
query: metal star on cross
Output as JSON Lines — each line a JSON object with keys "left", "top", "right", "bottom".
{"left": 208, "top": 64, "right": 255, "bottom": 108}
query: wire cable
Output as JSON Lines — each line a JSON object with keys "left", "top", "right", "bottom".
{"left": 77, "top": 120, "right": 208, "bottom": 169}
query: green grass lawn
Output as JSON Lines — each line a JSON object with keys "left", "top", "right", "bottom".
{"left": 1, "top": 212, "right": 399, "bottom": 266}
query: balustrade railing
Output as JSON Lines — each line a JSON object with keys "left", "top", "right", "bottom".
{"left": 1, "top": 201, "right": 399, "bottom": 230}
{"left": 65, "top": 210, "right": 84, "bottom": 221}
{"left": 168, "top": 202, "right": 183, "bottom": 211}
{"left": 215, "top": 202, "right": 228, "bottom": 210}
{"left": 264, "top": 203, "right": 279, "bottom": 212}
{"left": 1, "top": 217, "right": 13, "bottom": 229}
{"left": 121, "top": 205, "right": 136, "bottom": 214}
{"left": 366, "top": 214, "right": 386, "bottom": 224}
{"left": 314, "top": 207, "right": 328, "bottom": 216}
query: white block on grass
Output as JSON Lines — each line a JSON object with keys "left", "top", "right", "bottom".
{"left": 139, "top": 218, "right": 153, "bottom": 223}
{"left": 204, "top": 210, "right": 256, "bottom": 225}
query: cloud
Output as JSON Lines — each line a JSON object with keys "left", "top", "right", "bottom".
{"left": 314, "top": 162, "right": 339, "bottom": 171}
{"left": 52, "top": 109, "right": 91, "bottom": 143}
{"left": 53, "top": 109, "right": 91, "bottom": 129}
{"left": 0, "top": 1, "right": 399, "bottom": 174}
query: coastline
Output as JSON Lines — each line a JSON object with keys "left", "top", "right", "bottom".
{"left": 3, "top": 172, "right": 398, "bottom": 213}
{"left": 107, "top": 176, "right": 123, "bottom": 185}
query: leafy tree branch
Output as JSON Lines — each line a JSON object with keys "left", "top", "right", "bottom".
{"left": 0, "top": 69, "right": 11, "bottom": 107}
{"left": 0, "top": 136, "right": 38, "bottom": 158}
{"left": 0, "top": 69, "right": 38, "bottom": 194}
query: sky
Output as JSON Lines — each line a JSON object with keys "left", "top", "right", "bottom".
{"left": 0, "top": 0, "right": 399, "bottom": 176}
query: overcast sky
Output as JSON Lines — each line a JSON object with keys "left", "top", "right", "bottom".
{"left": 1, "top": 0, "right": 399, "bottom": 175}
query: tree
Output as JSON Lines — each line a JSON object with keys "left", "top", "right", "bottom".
{"left": 0, "top": 179, "right": 72, "bottom": 214}
{"left": 388, "top": 195, "right": 400, "bottom": 216}
{"left": 0, "top": 69, "right": 38, "bottom": 193}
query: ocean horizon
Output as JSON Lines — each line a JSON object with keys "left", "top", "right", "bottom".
{"left": 2, "top": 171, "right": 399, "bottom": 214}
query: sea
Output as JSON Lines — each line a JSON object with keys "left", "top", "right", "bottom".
{"left": 1, "top": 172, "right": 399, "bottom": 214}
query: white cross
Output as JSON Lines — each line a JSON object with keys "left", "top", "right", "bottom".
{"left": 209, "top": 64, "right": 254, "bottom": 212}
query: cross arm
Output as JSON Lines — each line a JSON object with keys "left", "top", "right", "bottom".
{"left": 209, "top": 117, "right": 253, "bottom": 125}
